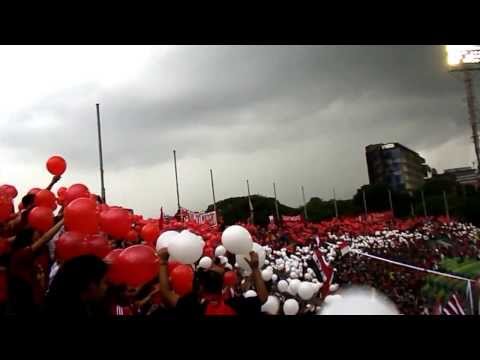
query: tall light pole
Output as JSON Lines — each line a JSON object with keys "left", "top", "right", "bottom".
{"left": 301, "top": 185, "right": 308, "bottom": 221}
{"left": 173, "top": 150, "right": 181, "bottom": 217}
{"left": 333, "top": 188, "right": 339, "bottom": 219}
{"left": 96, "top": 104, "right": 106, "bottom": 203}
{"left": 446, "top": 45, "right": 480, "bottom": 172}
{"left": 273, "top": 182, "right": 280, "bottom": 222}
{"left": 362, "top": 189, "right": 368, "bottom": 220}
{"left": 246, "top": 179, "right": 254, "bottom": 224}
{"left": 387, "top": 189, "right": 394, "bottom": 215}
{"left": 210, "top": 169, "right": 218, "bottom": 224}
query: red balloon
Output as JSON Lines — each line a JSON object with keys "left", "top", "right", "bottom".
{"left": 57, "top": 186, "right": 67, "bottom": 198}
{"left": 63, "top": 184, "right": 90, "bottom": 206}
{"left": 0, "top": 184, "right": 18, "bottom": 199}
{"left": 141, "top": 223, "right": 160, "bottom": 246}
{"left": 84, "top": 233, "right": 112, "bottom": 258}
{"left": 46, "top": 155, "right": 67, "bottom": 176}
{"left": 28, "top": 188, "right": 41, "bottom": 196}
{"left": 125, "top": 229, "right": 138, "bottom": 243}
{"left": 0, "top": 195, "right": 13, "bottom": 222}
{"left": 64, "top": 198, "right": 98, "bottom": 234}
{"left": 223, "top": 271, "right": 237, "bottom": 287}
{"left": 116, "top": 245, "right": 159, "bottom": 287}
{"left": 56, "top": 231, "right": 88, "bottom": 262}
{"left": 28, "top": 206, "right": 54, "bottom": 233}
{"left": 170, "top": 264, "right": 194, "bottom": 296}
{"left": 99, "top": 208, "right": 132, "bottom": 239}
{"left": 168, "top": 260, "right": 181, "bottom": 274}
{"left": 104, "top": 249, "right": 124, "bottom": 284}
{"left": 203, "top": 246, "right": 214, "bottom": 258}
{"left": 35, "top": 189, "right": 57, "bottom": 210}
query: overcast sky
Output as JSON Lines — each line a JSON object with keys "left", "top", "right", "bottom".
{"left": 0, "top": 45, "right": 477, "bottom": 217}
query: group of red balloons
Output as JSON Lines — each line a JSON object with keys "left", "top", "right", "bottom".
{"left": 2, "top": 155, "right": 241, "bottom": 294}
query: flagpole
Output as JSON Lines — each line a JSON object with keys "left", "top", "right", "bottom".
{"left": 388, "top": 189, "right": 393, "bottom": 215}
{"left": 443, "top": 190, "right": 450, "bottom": 220}
{"left": 301, "top": 185, "right": 308, "bottom": 221}
{"left": 333, "top": 188, "right": 339, "bottom": 219}
{"left": 362, "top": 189, "right": 368, "bottom": 220}
{"left": 96, "top": 103, "right": 106, "bottom": 203}
{"left": 421, "top": 190, "right": 427, "bottom": 217}
{"left": 246, "top": 179, "right": 254, "bottom": 224}
{"left": 210, "top": 169, "right": 218, "bottom": 224}
{"left": 173, "top": 150, "right": 181, "bottom": 220}
{"left": 273, "top": 182, "right": 280, "bottom": 221}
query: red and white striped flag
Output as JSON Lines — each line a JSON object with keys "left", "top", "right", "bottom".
{"left": 312, "top": 249, "right": 334, "bottom": 298}
{"left": 442, "top": 293, "right": 466, "bottom": 315}
{"left": 337, "top": 241, "right": 350, "bottom": 256}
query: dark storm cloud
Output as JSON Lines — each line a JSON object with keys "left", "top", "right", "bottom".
{"left": 1, "top": 45, "right": 476, "bottom": 211}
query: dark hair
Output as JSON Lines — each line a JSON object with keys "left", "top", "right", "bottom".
{"left": 21, "top": 194, "right": 35, "bottom": 208}
{"left": 12, "top": 228, "right": 35, "bottom": 251}
{"left": 45, "top": 255, "right": 108, "bottom": 317}
{"left": 195, "top": 268, "right": 224, "bottom": 295}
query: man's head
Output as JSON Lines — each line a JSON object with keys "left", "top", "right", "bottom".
{"left": 195, "top": 267, "right": 225, "bottom": 295}
{"left": 48, "top": 255, "right": 109, "bottom": 304}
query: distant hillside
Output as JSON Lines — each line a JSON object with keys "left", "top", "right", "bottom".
{"left": 206, "top": 195, "right": 359, "bottom": 226}
{"left": 206, "top": 195, "right": 299, "bottom": 226}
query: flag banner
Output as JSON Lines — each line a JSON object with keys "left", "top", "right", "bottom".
{"left": 311, "top": 248, "right": 334, "bottom": 298}
{"left": 282, "top": 215, "right": 302, "bottom": 222}
{"left": 180, "top": 208, "right": 217, "bottom": 226}
{"left": 337, "top": 241, "right": 350, "bottom": 256}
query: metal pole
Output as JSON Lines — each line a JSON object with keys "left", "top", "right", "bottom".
{"left": 362, "top": 189, "right": 368, "bottom": 220}
{"left": 210, "top": 169, "right": 218, "bottom": 224}
{"left": 333, "top": 188, "right": 339, "bottom": 219}
{"left": 246, "top": 179, "right": 254, "bottom": 224}
{"left": 273, "top": 182, "right": 280, "bottom": 221}
{"left": 463, "top": 70, "right": 480, "bottom": 172}
{"left": 410, "top": 201, "right": 415, "bottom": 218}
{"left": 421, "top": 190, "right": 427, "bottom": 217}
{"left": 388, "top": 189, "right": 393, "bottom": 215}
{"left": 173, "top": 150, "right": 181, "bottom": 219}
{"left": 443, "top": 190, "right": 450, "bottom": 220}
{"left": 301, "top": 185, "right": 308, "bottom": 221}
{"left": 96, "top": 104, "right": 106, "bottom": 203}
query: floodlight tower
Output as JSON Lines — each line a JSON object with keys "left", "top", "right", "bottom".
{"left": 446, "top": 45, "right": 480, "bottom": 172}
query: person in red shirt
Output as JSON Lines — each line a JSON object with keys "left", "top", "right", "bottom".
{"left": 8, "top": 218, "right": 64, "bottom": 316}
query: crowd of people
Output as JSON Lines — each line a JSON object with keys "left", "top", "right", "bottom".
{"left": 1, "top": 163, "right": 480, "bottom": 316}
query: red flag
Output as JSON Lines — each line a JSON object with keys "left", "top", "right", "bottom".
{"left": 312, "top": 249, "right": 334, "bottom": 298}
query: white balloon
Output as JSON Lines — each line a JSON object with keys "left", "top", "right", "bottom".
{"left": 330, "top": 284, "right": 339, "bottom": 293}
{"left": 320, "top": 287, "right": 399, "bottom": 315}
{"left": 271, "top": 274, "right": 278, "bottom": 282}
{"left": 304, "top": 273, "right": 312, "bottom": 281}
{"left": 289, "top": 272, "right": 298, "bottom": 279}
{"left": 261, "top": 295, "right": 280, "bottom": 315}
{"left": 277, "top": 280, "right": 289, "bottom": 293}
{"left": 156, "top": 230, "right": 180, "bottom": 251}
{"left": 235, "top": 243, "right": 266, "bottom": 276}
{"left": 298, "top": 282, "right": 315, "bottom": 300}
{"left": 221, "top": 225, "right": 253, "bottom": 254}
{"left": 224, "top": 263, "right": 233, "bottom": 270}
{"left": 168, "top": 230, "right": 204, "bottom": 264}
{"left": 262, "top": 268, "right": 273, "bottom": 281}
{"left": 288, "top": 279, "right": 301, "bottom": 295}
{"left": 218, "top": 256, "right": 228, "bottom": 265}
{"left": 198, "top": 256, "right": 212, "bottom": 269}
{"left": 214, "top": 245, "right": 226, "bottom": 257}
{"left": 244, "top": 290, "right": 257, "bottom": 298}
{"left": 283, "top": 299, "right": 299, "bottom": 315}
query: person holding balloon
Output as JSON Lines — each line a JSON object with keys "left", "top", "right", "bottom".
{"left": 157, "top": 247, "right": 268, "bottom": 316}
{"left": 7, "top": 218, "right": 64, "bottom": 315}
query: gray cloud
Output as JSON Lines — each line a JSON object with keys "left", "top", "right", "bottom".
{"left": 1, "top": 45, "right": 478, "bottom": 215}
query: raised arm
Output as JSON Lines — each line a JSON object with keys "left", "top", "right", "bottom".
{"left": 157, "top": 248, "right": 180, "bottom": 308}
{"left": 245, "top": 251, "right": 269, "bottom": 304}
{"left": 46, "top": 175, "right": 62, "bottom": 191}
{"left": 31, "top": 218, "right": 64, "bottom": 253}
